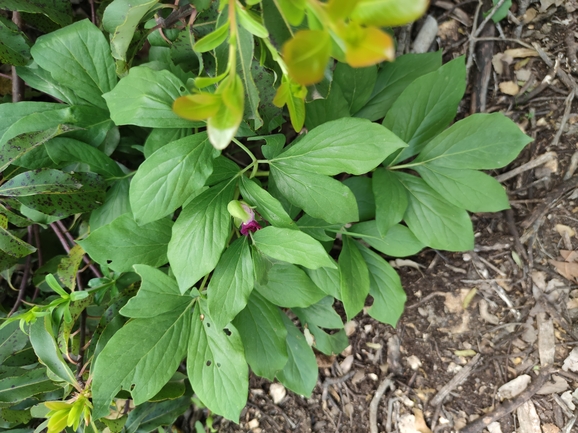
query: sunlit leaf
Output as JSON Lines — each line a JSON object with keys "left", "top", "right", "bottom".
{"left": 350, "top": 0, "right": 428, "bottom": 27}
{"left": 283, "top": 30, "right": 331, "bottom": 86}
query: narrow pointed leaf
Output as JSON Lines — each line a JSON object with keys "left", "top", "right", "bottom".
{"left": 252, "top": 226, "right": 336, "bottom": 270}
{"left": 92, "top": 303, "right": 192, "bottom": 419}
{"left": 79, "top": 214, "right": 172, "bottom": 273}
{"left": 373, "top": 168, "right": 408, "bottom": 236}
{"left": 233, "top": 292, "right": 288, "bottom": 380}
{"left": 276, "top": 314, "right": 317, "bottom": 396}
{"left": 413, "top": 113, "right": 533, "bottom": 169}
{"left": 415, "top": 165, "right": 510, "bottom": 212}
{"left": 239, "top": 177, "right": 294, "bottom": 229}
{"left": 168, "top": 181, "right": 236, "bottom": 291}
{"left": 130, "top": 132, "right": 219, "bottom": 225}
{"left": 358, "top": 245, "right": 406, "bottom": 327}
{"left": 272, "top": 118, "right": 406, "bottom": 175}
{"left": 339, "top": 236, "right": 370, "bottom": 320}
{"left": 188, "top": 299, "right": 248, "bottom": 421}
{"left": 207, "top": 236, "right": 254, "bottom": 328}
{"left": 270, "top": 164, "right": 358, "bottom": 224}
{"left": 255, "top": 263, "right": 327, "bottom": 308}
{"left": 395, "top": 172, "right": 474, "bottom": 251}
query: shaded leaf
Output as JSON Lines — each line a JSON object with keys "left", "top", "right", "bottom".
{"left": 339, "top": 236, "right": 370, "bottom": 320}
{"left": 0, "top": 15, "right": 31, "bottom": 66}
{"left": 348, "top": 221, "right": 425, "bottom": 257}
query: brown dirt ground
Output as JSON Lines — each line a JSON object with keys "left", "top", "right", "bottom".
{"left": 182, "top": 2, "right": 578, "bottom": 432}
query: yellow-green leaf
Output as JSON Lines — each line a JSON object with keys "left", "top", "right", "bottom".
{"left": 193, "top": 21, "right": 230, "bottom": 53}
{"left": 207, "top": 74, "right": 244, "bottom": 149}
{"left": 283, "top": 30, "right": 331, "bottom": 86}
{"left": 173, "top": 93, "right": 222, "bottom": 121}
{"left": 350, "top": 0, "right": 428, "bottom": 27}
{"left": 326, "top": 0, "right": 360, "bottom": 20}
{"left": 276, "top": 0, "right": 306, "bottom": 26}
{"left": 237, "top": 7, "right": 268, "bottom": 38}
{"left": 273, "top": 77, "right": 306, "bottom": 132}
{"left": 341, "top": 24, "right": 395, "bottom": 67}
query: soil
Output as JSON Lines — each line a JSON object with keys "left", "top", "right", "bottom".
{"left": 181, "top": 2, "right": 578, "bottom": 432}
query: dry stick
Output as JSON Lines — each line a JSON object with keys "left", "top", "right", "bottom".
{"left": 533, "top": 42, "right": 578, "bottom": 92}
{"left": 495, "top": 151, "right": 557, "bottom": 183}
{"left": 515, "top": 59, "right": 559, "bottom": 105}
{"left": 31, "top": 225, "right": 43, "bottom": 301}
{"left": 430, "top": 354, "right": 482, "bottom": 407}
{"left": 466, "top": 0, "right": 507, "bottom": 79}
{"left": 566, "top": 30, "right": 578, "bottom": 74}
{"left": 11, "top": 12, "right": 25, "bottom": 101}
{"left": 8, "top": 228, "right": 34, "bottom": 316}
{"left": 459, "top": 366, "right": 553, "bottom": 433}
{"left": 551, "top": 89, "right": 575, "bottom": 147}
{"left": 369, "top": 375, "right": 394, "bottom": 433}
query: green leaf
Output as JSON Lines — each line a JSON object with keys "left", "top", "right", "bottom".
{"left": 168, "top": 181, "right": 236, "bottom": 291}
{"left": 0, "top": 226, "right": 36, "bottom": 260}
{"left": 0, "top": 0, "right": 73, "bottom": 27}
{"left": 15, "top": 172, "right": 106, "bottom": 217}
{"left": 0, "top": 322, "right": 29, "bottom": 365}
{"left": 350, "top": 0, "right": 428, "bottom": 27}
{"left": 16, "top": 63, "right": 80, "bottom": 105}
{"left": 45, "top": 138, "right": 125, "bottom": 179}
{"left": 296, "top": 214, "right": 338, "bottom": 242}
{"left": 237, "top": 7, "right": 268, "bottom": 38}
{"left": 333, "top": 63, "right": 377, "bottom": 114}
{"left": 373, "top": 168, "right": 408, "bottom": 236}
{"left": 29, "top": 316, "right": 77, "bottom": 386}
{"left": 0, "top": 124, "right": 77, "bottom": 173}
{"left": 31, "top": 19, "right": 117, "bottom": 110}
{"left": 0, "top": 368, "right": 60, "bottom": 405}
{"left": 193, "top": 21, "right": 229, "bottom": 53}
{"left": 293, "top": 297, "right": 343, "bottom": 329}
{"left": 103, "top": 0, "right": 159, "bottom": 64}
{"left": 103, "top": 66, "right": 201, "bottom": 128}
{"left": 342, "top": 176, "right": 376, "bottom": 221}
{"left": 339, "top": 236, "right": 370, "bottom": 320}
{"left": 384, "top": 56, "right": 466, "bottom": 162}
{"left": 79, "top": 214, "right": 172, "bottom": 273}
{"left": 207, "top": 237, "right": 254, "bottom": 328}
{"left": 252, "top": 226, "right": 336, "bottom": 270}
{"left": 121, "top": 265, "right": 188, "bottom": 319}
{"left": 276, "top": 314, "right": 317, "bottom": 396}
{"left": 239, "top": 177, "right": 294, "bottom": 229}
{"left": 273, "top": 76, "right": 306, "bottom": 132}
{"left": 275, "top": 0, "right": 305, "bottom": 26}
{"left": 270, "top": 165, "right": 358, "bottom": 224}
{"left": 395, "top": 172, "right": 474, "bottom": 251}
{"left": 272, "top": 118, "right": 406, "bottom": 175}
{"left": 144, "top": 128, "right": 191, "bottom": 158}
{"left": 348, "top": 221, "right": 425, "bottom": 257}
{"left": 0, "top": 169, "right": 83, "bottom": 197}
{"left": 91, "top": 303, "right": 192, "bottom": 419}
{"left": 255, "top": 263, "right": 327, "bottom": 308}
{"left": 89, "top": 178, "right": 131, "bottom": 230}
{"left": 130, "top": 132, "right": 218, "bottom": 225}
{"left": 415, "top": 165, "right": 510, "bottom": 212}
{"left": 236, "top": 25, "right": 263, "bottom": 130}
{"left": 354, "top": 51, "right": 442, "bottom": 121}
{"left": 283, "top": 30, "right": 331, "bottom": 86}
{"left": 412, "top": 113, "right": 533, "bottom": 169}
{"left": 125, "top": 393, "right": 191, "bottom": 433}
{"left": 305, "top": 266, "right": 340, "bottom": 299}
{"left": 233, "top": 292, "right": 287, "bottom": 380}
{"left": 489, "top": 0, "right": 512, "bottom": 22}
{"left": 304, "top": 83, "right": 351, "bottom": 130}
{"left": 57, "top": 244, "right": 84, "bottom": 290}
{"left": 307, "top": 324, "right": 348, "bottom": 355}
{"left": 207, "top": 155, "right": 240, "bottom": 185}
{"left": 358, "top": 245, "right": 406, "bottom": 327}
{"left": 188, "top": 299, "right": 248, "bottom": 421}
{"left": 0, "top": 16, "right": 31, "bottom": 66}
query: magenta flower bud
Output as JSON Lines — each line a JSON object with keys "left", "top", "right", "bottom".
{"left": 240, "top": 220, "right": 262, "bottom": 235}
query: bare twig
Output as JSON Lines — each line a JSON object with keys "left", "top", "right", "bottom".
{"left": 551, "top": 88, "right": 575, "bottom": 147}
{"left": 50, "top": 221, "right": 103, "bottom": 278}
{"left": 369, "top": 375, "right": 394, "bottom": 433}
{"left": 430, "top": 354, "right": 482, "bottom": 407}
{"left": 495, "top": 151, "right": 557, "bottom": 183}
{"left": 11, "top": 12, "right": 25, "bottom": 102}
{"left": 533, "top": 42, "right": 578, "bottom": 92}
{"left": 459, "top": 367, "right": 553, "bottom": 433}
{"left": 8, "top": 227, "right": 33, "bottom": 316}
{"left": 566, "top": 30, "right": 578, "bottom": 74}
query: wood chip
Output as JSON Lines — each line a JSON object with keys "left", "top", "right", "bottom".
{"left": 538, "top": 313, "right": 555, "bottom": 366}
{"left": 517, "top": 400, "right": 542, "bottom": 433}
{"left": 498, "top": 375, "right": 532, "bottom": 399}
{"left": 500, "top": 81, "right": 520, "bottom": 95}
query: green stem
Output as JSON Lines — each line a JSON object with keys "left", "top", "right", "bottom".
{"left": 254, "top": 170, "right": 269, "bottom": 177}
{"left": 388, "top": 162, "right": 423, "bottom": 170}
{"left": 232, "top": 137, "right": 256, "bottom": 164}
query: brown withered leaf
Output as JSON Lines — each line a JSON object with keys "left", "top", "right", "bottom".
{"left": 548, "top": 259, "right": 578, "bottom": 282}
{"left": 560, "top": 250, "right": 578, "bottom": 262}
